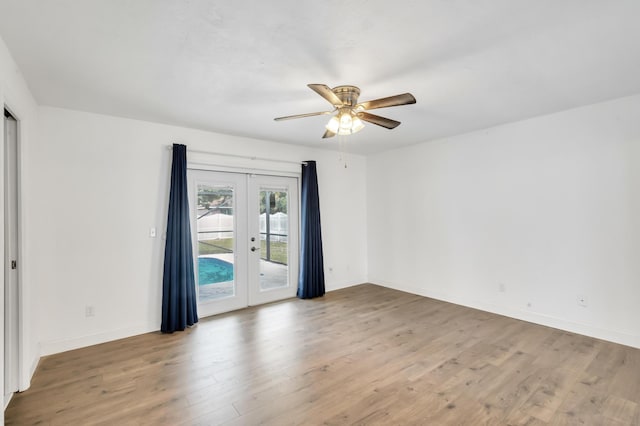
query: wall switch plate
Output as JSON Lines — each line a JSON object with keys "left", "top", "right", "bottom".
{"left": 85, "top": 305, "right": 95, "bottom": 317}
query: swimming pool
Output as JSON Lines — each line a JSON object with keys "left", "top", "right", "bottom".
{"left": 198, "top": 257, "right": 234, "bottom": 285}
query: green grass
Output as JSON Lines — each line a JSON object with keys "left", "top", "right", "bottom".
{"left": 198, "top": 238, "right": 288, "bottom": 265}
{"left": 260, "top": 239, "right": 288, "bottom": 265}
{"left": 198, "top": 238, "right": 234, "bottom": 255}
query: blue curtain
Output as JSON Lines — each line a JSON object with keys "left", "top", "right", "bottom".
{"left": 298, "top": 160, "right": 326, "bottom": 299}
{"left": 161, "top": 144, "right": 198, "bottom": 332}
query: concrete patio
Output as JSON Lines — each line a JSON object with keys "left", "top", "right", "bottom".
{"left": 198, "top": 254, "right": 288, "bottom": 302}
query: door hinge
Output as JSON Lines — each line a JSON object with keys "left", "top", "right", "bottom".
{"left": 11, "top": 260, "right": 17, "bottom": 270}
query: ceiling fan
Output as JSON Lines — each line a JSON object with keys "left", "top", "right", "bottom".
{"left": 274, "top": 84, "right": 416, "bottom": 138}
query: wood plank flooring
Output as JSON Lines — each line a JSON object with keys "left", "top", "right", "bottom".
{"left": 6, "top": 284, "right": 640, "bottom": 425}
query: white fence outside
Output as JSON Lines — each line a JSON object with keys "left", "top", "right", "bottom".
{"left": 197, "top": 212, "right": 288, "bottom": 242}
{"left": 197, "top": 212, "right": 233, "bottom": 240}
{"left": 260, "top": 212, "right": 288, "bottom": 243}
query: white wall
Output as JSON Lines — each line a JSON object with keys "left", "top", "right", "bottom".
{"left": 33, "top": 106, "right": 368, "bottom": 355}
{"left": 368, "top": 93, "right": 640, "bottom": 348}
{"left": 0, "top": 35, "right": 39, "bottom": 399}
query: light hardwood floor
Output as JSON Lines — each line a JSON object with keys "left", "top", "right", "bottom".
{"left": 6, "top": 284, "right": 640, "bottom": 425}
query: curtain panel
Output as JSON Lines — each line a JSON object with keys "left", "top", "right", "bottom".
{"left": 161, "top": 144, "right": 198, "bottom": 332}
{"left": 297, "top": 160, "right": 325, "bottom": 299}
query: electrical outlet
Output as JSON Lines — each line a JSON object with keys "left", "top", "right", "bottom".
{"left": 85, "top": 305, "right": 95, "bottom": 317}
{"left": 149, "top": 227, "right": 157, "bottom": 238}
{"left": 577, "top": 295, "right": 588, "bottom": 307}
{"left": 498, "top": 283, "right": 506, "bottom": 293}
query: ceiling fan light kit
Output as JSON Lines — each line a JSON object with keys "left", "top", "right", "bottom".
{"left": 325, "top": 107, "right": 365, "bottom": 135}
{"left": 275, "top": 84, "right": 416, "bottom": 139}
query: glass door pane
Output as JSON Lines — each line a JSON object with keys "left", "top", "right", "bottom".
{"left": 259, "top": 190, "right": 289, "bottom": 290}
{"left": 197, "top": 183, "right": 235, "bottom": 302}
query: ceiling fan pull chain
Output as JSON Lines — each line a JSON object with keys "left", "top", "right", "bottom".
{"left": 338, "top": 135, "right": 348, "bottom": 169}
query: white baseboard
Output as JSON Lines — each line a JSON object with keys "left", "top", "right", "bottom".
{"left": 28, "top": 350, "right": 39, "bottom": 381}
{"left": 326, "top": 279, "right": 362, "bottom": 292}
{"left": 17, "top": 348, "right": 40, "bottom": 392}
{"left": 4, "top": 391, "right": 14, "bottom": 411}
{"left": 37, "top": 283, "right": 360, "bottom": 358}
{"left": 39, "top": 323, "right": 158, "bottom": 356}
{"left": 371, "top": 278, "right": 640, "bottom": 350}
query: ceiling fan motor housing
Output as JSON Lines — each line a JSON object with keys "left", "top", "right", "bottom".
{"left": 332, "top": 85, "right": 361, "bottom": 106}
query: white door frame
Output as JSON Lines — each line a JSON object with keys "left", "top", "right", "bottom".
{"left": 3, "top": 106, "right": 24, "bottom": 410}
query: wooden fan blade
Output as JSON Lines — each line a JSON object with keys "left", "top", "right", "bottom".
{"left": 357, "top": 93, "right": 416, "bottom": 110}
{"left": 322, "top": 129, "right": 336, "bottom": 139}
{"left": 308, "top": 84, "right": 344, "bottom": 106}
{"left": 357, "top": 112, "right": 401, "bottom": 129}
{"left": 274, "top": 111, "right": 333, "bottom": 121}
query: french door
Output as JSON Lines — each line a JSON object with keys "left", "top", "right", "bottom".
{"left": 188, "top": 170, "right": 299, "bottom": 317}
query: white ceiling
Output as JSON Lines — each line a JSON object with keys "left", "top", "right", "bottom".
{"left": 1, "top": 1, "right": 640, "bottom": 155}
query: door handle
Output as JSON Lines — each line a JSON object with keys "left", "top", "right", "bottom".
{"left": 251, "top": 246, "right": 259, "bottom": 252}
